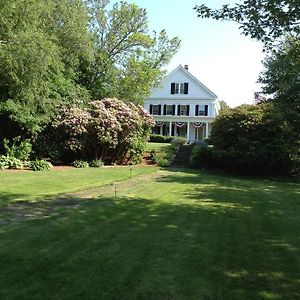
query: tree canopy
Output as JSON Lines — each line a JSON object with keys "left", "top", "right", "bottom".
{"left": 0, "top": 0, "right": 180, "bottom": 135}
{"left": 194, "top": 0, "right": 300, "bottom": 176}
{"left": 194, "top": 0, "right": 300, "bottom": 47}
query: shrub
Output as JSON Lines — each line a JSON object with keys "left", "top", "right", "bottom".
{"left": 128, "top": 133, "right": 147, "bottom": 165}
{"left": 150, "top": 149, "right": 156, "bottom": 160}
{"left": 151, "top": 147, "right": 176, "bottom": 167}
{"left": 209, "top": 103, "right": 300, "bottom": 176}
{"left": 0, "top": 155, "right": 9, "bottom": 170}
{"left": 149, "top": 134, "right": 172, "bottom": 143}
{"left": 58, "top": 99, "right": 154, "bottom": 164}
{"left": 156, "top": 158, "right": 171, "bottom": 167}
{"left": 72, "top": 160, "right": 89, "bottom": 168}
{"left": 171, "top": 136, "right": 188, "bottom": 147}
{"left": 0, "top": 155, "right": 23, "bottom": 169}
{"left": 90, "top": 159, "right": 104, "bottom": 167}
{"left": 3, "top": 136, "right": 32, "bottom": 161}
{"left": 29, "top": 160, "right": 53, "bottom": 171}
{"left": 190, "top": 144, "right": 214, "bottom": 168}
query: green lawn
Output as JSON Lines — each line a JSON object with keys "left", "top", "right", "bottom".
{"left": 146, "top": 142, "right": 173, "bottom": 152}
{"left": 0, "top": 167, "right": 299, "bottom": 299}
{"left": 0, "top": 166, "right": 156, "bottom": 206}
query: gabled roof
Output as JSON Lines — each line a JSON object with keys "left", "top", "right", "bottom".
{"left": 165, "top": 64, "right": 218, "bottom": 99}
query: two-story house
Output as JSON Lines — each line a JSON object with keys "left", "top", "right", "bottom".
{"left": 144, "top": 65, "right": 220, "bottom": 142}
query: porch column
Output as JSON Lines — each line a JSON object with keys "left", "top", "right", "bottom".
{"left": 160, "top": 125, "right": 162, "bottom": 135}
{"left": 205, "top": 122, "right": 209, "bottom": 138}
{"left": 187, "top": 122, "right": 190, "bottom": 142}
{"left": 169, "top": 121, "right": 172, "bottom": 136}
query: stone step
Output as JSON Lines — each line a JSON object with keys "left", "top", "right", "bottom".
{"left": 171, "top": 144, "right": 194, "bottom": 167}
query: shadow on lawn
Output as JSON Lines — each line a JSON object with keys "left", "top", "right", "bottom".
{"left": 0, "top": 186, "right": 300, "bottom": 299}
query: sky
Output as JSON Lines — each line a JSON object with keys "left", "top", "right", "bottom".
{"left": 111, "top": 0, "right": 266, "bottom": 107}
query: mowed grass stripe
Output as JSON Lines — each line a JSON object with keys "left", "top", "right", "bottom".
{"left": 0, "top": 166, "right": 156, "bottom": 206}
{"left": 0, "top": 168, "right": 299, "bottom": 299}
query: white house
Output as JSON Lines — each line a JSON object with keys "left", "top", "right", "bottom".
{"left": 144, "top": 65, "right": 220, "bottom": 142}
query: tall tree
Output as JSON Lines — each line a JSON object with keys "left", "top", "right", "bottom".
{"left": 0, "top": 0, "right": 179, "bottom": 136}
{"left": 0, "top": 0, "right": 93, "bottom": 134}
{"left": 194, "top": 0, "right": 300, "bottom": 47}
{"left": 195, "top": 0, "right": 300, "bottom": 174}
{"left": 82, "top": 0, "right": 180, "bottom": 103}
{"left": 219, "top": 100, "right": 230, "bottom": 110}
{"left": 259, "top": 37, "right": 300, "bottom": 147}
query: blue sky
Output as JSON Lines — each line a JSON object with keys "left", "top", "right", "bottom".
{"left": 111, "top": 0, "right": 266, "bottom": 107}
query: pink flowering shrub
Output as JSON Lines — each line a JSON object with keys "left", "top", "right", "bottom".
{"left": 58, "top": 98, "right": 154, "bottom": 164}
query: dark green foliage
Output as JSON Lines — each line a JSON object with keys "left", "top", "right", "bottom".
{"left": 0, "top": 0, "right": 92, "bottom": 134}
{"left": 209, "top": 104, "right": 299, "bottom": 176}
{"left": 86, "top": 1, "right": 180, "bottom": 103}
{"left": 128, "top": 135, "right": 148, "bottom": 165}
{"left": 29, "top": 160, "right": 53, "bottom": 171}
{"left": 72, "top": 160, "right": 89, "bottom": 168}
{"left": 194, "top": 1, "right": 299, "bottom": 177}
{"left": 149, "top": 134, "right": 172, "bottom": 143}
{"left": 32, "top": 125, "right": 76, "bottom": 164}
{"left": 190, "top": 144, "right": 214, "bottom": 169}
{"left": 0, "top": 0, "right": 179, "bottom": 146}
{"left": 259, "top": 37, "right": 300, "bottom": 149}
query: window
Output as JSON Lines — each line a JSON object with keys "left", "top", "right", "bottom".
{"left": 152, "top": 105, "right": 159, "bottom": 115}
{"left": 166, "top": 105, "right": 173, "bottom": 115}
{"left": 180, "top": 83, "right": 185, "bottom": 94}
{"left": 171, "top": 82, "right": 188, "bottom": 94}
{"left": 149, "top": 104, "right": 161, "bottom": 115}
{"left": 195, "top": 104, "right": 208, "bottom": 116}
{"left": 199, "top": 105, "right": 206, "bottom": 116}
{"left": 180, "top": 105, "right": 187, "bottom": 115}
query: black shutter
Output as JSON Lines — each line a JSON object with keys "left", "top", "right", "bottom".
{"left": 187, "top": 105, "right": 190, "bottom": 116}
{"left": 162, "top": 124, "right": 166, "bottom": 136}
{"left": 171, "top": 124, "right": 175, "bottom": 136}
{"left": 177, "top": 105, "right": 181, "bottom": 116}
{"left": 184, "top": 82, "right": 189, "bottom": 94}
{"left": 158, "top": 104, "right": 161, "bottom": 115}
{"left": 195, "top": 105, "right": 199, "bottom": 116}
{"left": 163, "top": 105, "right": 166, "bottom": 115}
{"left": 172, "top": 105, "right": 176, "bottom": 115}
{"left": 149, "top": 104, "right": 153, "bottom": 114}
{"left": 205, "top": 105, "right": 208, "bottom": 116}
{"left": 171, "top": 83, "right": 175, "bottom": 94}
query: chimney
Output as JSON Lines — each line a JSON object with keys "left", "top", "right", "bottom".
{"left": 184, "top": 64, "right": 189, "bottom": 71}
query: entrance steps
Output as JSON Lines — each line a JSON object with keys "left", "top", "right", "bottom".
{"left": 171, "top": 144, "right": 194, "bottom": 167}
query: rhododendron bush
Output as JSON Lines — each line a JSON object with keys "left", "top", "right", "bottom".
{"left": 58, "top": 98, "right": 154, "bottom": 164}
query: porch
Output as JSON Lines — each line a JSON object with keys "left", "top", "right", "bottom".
{"left": 152, "top": 121, "right": 211, "bottom": 142}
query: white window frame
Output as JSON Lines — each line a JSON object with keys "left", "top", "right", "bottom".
{"left": 152, "top": 105, "right": 159, "bottom": 115}
{"left": 174, "top": 83, "right": 185, "bottom": 94}
{"left": 180, "top": 83, "right": 185, "bottom": 94}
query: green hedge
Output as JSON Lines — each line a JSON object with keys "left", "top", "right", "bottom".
{"left": 149, "top": 134, "right": 172, "bottom": 143}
